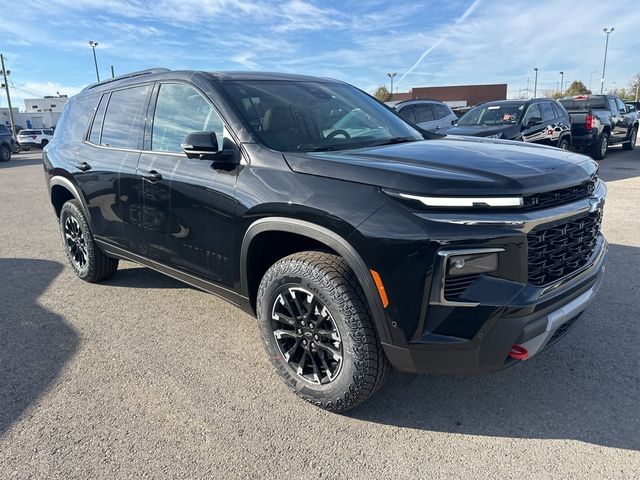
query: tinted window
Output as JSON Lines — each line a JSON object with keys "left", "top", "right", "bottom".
{"left": 523, "top": 104, "right": 542, "bottom": 124}
{"left": 397, "top": 106, "right": 416, "bottom": 123}
{"left": 151, "top": 83, "right": 224, "bottom": 153}
{"left": 551, "top": 102, "right": 566, "bottom": 119}
{"left": 89, "top": 94, "right": 109, "bottom": 145}
{"left": 540, "top": 102, "right": 555, "bottom": 122}
{"left": 559, "top": 97, "right": 607, "bottom": 110}
{"left": 431, "top": 103, "right": 450, "bottom": 120}
{"left": 55, "top": 94, "right": 100, "bottom": 141}
{"left": 607, "top": 98, "right": 618, "bottom": 115}
{"left": 43, "top": 129, "right": 54, "bottom": 135}
{"left": 615, "top": 97, "right": 626, "bottom": 113}
{"left": 458, "top": 103, "right": 525, "bottom": 126}
{"left": 100, "top": 85, "right": 151, "bottom": 149}
{"left": 415, "top": 105, "right": 435, "bottom": 123}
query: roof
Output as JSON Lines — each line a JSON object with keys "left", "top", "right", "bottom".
{"left": 80, "top": 68, "right": 343, "bottom": 95}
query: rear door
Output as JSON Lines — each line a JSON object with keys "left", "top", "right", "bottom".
{"left": 607, "top": 96, "right": 625, "bottom": 141}
{"left": 614, "top": 97, "right": 632, "bottom": 140}
{"left": 76, "top": 84, "right": 152, "bottom": 254}
{"left": 137, "top": 81, "right": 239, "bottom": 287}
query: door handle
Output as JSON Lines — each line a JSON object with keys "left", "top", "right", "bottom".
{"left": 74, "top": 162, "right": 92, "bottom": 172}
{"left": 142, "top": 170, "right": 163, "bottom": 182}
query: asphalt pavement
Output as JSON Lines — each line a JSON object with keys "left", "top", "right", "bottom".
{"left": 0, "top": 143, "right": 638, "bottom": 479}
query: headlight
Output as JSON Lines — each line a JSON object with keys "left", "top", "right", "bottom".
{"left": 447, "top": 252, "right": 499, "bottom": 277}
{"left": 486, "top": 133, "right": 503, "bottom": 139}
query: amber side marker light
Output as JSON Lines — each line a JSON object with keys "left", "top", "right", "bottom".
{"left": 370, "top": 269, "right": 389, "bottom": 308}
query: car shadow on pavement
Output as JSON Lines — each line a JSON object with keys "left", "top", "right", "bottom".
{"left": 0, "top": 157, "right": 43, "bottom": 169}
{"left": 350, "top": 243, "right": 639, "bottom": 451}
{"left": 0, "top": 258, "right": 79, "bottom": 436}
{"left": 103, "top": 264, "right": 189, "bottom": 290}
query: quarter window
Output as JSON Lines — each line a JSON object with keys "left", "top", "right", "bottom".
{"left": 100, "top": 85, "right": 151, "bottom": 149}
{"left": 151, "top": 83, "right": 224, "bottom": 153}
{"left": 431, "top": 104, "right": 450, "bottom": 120}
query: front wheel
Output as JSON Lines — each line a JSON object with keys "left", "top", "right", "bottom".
{"left": 59, "top": 200, "right": 119, "bottom": 282}
{"left": 622, "top": 126, "right": 637, "bottom": 151}
{"left": 256, "top": 251, "right": 390, "bottom": 412}
{"left": 591, "top": 132, "right": 608, "bottom": 160}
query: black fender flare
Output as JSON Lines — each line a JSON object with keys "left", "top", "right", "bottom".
{"left": 240, "top": 217, "right": 392, "bottom": 344}
{"left": 49, "top": 176, "right": 89, "bottom": 218}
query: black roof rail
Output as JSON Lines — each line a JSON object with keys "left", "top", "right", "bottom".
{"left": 82, "top": 68, "right": 171, "bottom": 92}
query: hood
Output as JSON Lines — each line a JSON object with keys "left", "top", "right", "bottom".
{"left": 283, "top": 137, "right": 597, "bottom": 196}
{"left": 437, "top": 124, "right": 513, "bottom": 138}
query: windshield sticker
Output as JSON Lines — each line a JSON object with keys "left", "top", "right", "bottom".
{"left": 487, "top": 106, "right": 500, "bottom": 110}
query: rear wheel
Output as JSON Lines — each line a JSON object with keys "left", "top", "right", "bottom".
{"left": 256, "top": 251, "right": 390, "bottom": 412}
{"left": 557, "top": 137, "right": 570, "bottom": 150}
{"left": 591, "top": 132, "right": 608, "bottom": 160}
{"left": 0, "top": 144, "right": 11, "bottom": 162}
{"left": 622, "top": 126, "right": 637, "bottom": 151}
{"left": 59, "top": 200, "right": 119, "bottom": 282}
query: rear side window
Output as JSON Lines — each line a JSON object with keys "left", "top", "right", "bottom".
{"left": 151, "top": 83, "right": 224, "bottom": 153}
{"left": 89, "top": 94, "right": 109, "bottom": 145}
{"left": 540, "top": 102, "right": 555, "bottom": 122}
{"left": 431, "top": 104, "right": 450, "bottom": 120}
{"left": 551, "top": 102, "right": 566, "bottom": 119}
{"left": 100, "top": 85, "right": 151, "bottom": 149}
{"left": 414, "top": 105, "right": 435, "bottom": 123}
{"left": 397, "top": 106, "right": 415, "bottom": 123}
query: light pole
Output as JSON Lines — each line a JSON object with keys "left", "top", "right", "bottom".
{"left": 533, "top": 68, "right": 538, "bottom": 98}
{"left": 559, "top": 71, "right": 564, "bottom": 95}
{"left": 600, "top": 27, "right": 614, "bottom": 94}
{"left": 387, "top": 72, "right": 397, "bottom": 96}
{"left": 89, "top": 41, "right": 100, "bottom": 82}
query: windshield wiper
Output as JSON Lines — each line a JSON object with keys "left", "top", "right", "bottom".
{"left": 365, "top": 137, "right": 418, "bottom": 148}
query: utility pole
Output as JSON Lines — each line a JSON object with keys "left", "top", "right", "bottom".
{"left": 600, "top": 27, "right": 614, "bottom": 94}
{"left": 533, "top": 68, "right": 539, "bottom": 98}
{"left": 111, "top": 65, "right": 115, "bottom": 78}
{"left": 559, "top": 71, "right": 564, "bottom": 95}
{"left": 0, "top": 54, "right": 16, "bottom": 140}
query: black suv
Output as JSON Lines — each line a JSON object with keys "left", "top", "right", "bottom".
{"left": 440, "top": 98, "right": 572, "bottom": 150}
{"left": 44, "top": 69, "right": 607, "bottom": 412}
{"left": 0, "top": 124, "right": 19, "bottom": 161}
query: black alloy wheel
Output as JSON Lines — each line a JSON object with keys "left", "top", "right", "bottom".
{"left": 271, "top": 286, "right": 343, "bottom": 385}
{"left": 64, "top": 215, "right": 88, "bottom": 271}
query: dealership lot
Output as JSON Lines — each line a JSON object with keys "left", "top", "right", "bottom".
{"left": 0, "top": 145, "right": 638, "bottom": 478}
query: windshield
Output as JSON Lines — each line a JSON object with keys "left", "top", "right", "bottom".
{"left": 457, "top": 103, "right": 525, "bottom": 126}
{"left": 221, "top": 80, "right": 423, "bottom": 152}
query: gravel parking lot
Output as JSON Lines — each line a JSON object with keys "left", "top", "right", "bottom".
{"left": 1, "top": 144, "right": 638, "bottom": 479}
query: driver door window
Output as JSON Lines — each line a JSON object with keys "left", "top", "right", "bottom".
{"left": 523, "top": 104, "right": 541, "bottom": 126}
{"left": 151, "top": 83, "right": 224, "bottom": 153}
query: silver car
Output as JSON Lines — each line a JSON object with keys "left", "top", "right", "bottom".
{"left": 395, "top": 100, "right": 458, "bottom": 131}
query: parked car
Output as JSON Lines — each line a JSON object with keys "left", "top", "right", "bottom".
{"left": 439, "top": 99, "right": 572, "bottom": 150}
{"left": 17, "top": 128, "right": 54, "bottom": 150}
{"left": 394, "top": 99, "right": 458, "bottom": 131}
{"left": 558, "top": 95, "right": 638, "bottom": 160}
{"left": 44, "top": 69, "right": 607, "bottom": 411}
{"left": 0, "top": 124, "right": 20, "bottom": 161}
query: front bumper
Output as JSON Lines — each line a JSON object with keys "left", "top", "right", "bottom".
{"left": 379, "top": 179, "right": 608, "bottom": 375}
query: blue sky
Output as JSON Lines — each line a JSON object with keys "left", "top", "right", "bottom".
{"left": 1, "top": 0, "right": 638, "bottom": 109}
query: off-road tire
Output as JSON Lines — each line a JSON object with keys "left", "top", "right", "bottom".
{"left": 256, "top": 251, "right": 391, "bottom": 412}
{"left": 591, "top": 132, "right": 609, "bottom": 160}
{"left": 59, "top": 200, "right": 119, "bottom": 282}
{"left": 622, "top": 126, "right": 637, "bottom": 151}
{"left": 0, "top": 144, "right": 11, "bottom": 162}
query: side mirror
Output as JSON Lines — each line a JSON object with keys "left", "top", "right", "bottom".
{"left": 182, "top": 131, "right": 220, "bottom": 160}
{"left": 525, "top": 116, "right": 542, "bottom": 127}
{"left": 451, "top": 119, "right": 457, "bottom": 125}
{"left": 620, "top": 108, "right": 627, "bottom": 115}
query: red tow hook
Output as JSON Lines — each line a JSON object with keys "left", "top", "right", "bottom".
{"left": 508, "top": 345, "right": 529, "bottom": 360}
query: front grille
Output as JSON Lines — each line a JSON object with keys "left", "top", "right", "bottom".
{"left": 527, "top": 210, "right": 602, "bottom": 286}
{"left": 522, "top": 178, "right": 596, "bottom": 211}
{"left": 444, "top": 273, "right": 480, "bottom": 301}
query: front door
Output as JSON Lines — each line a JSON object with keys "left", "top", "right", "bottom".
{"left": 520, "top": 103, "right": 546, "bottom": 144}
{"left": 137, "top": 82, "right": 239, "bottom": 288}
